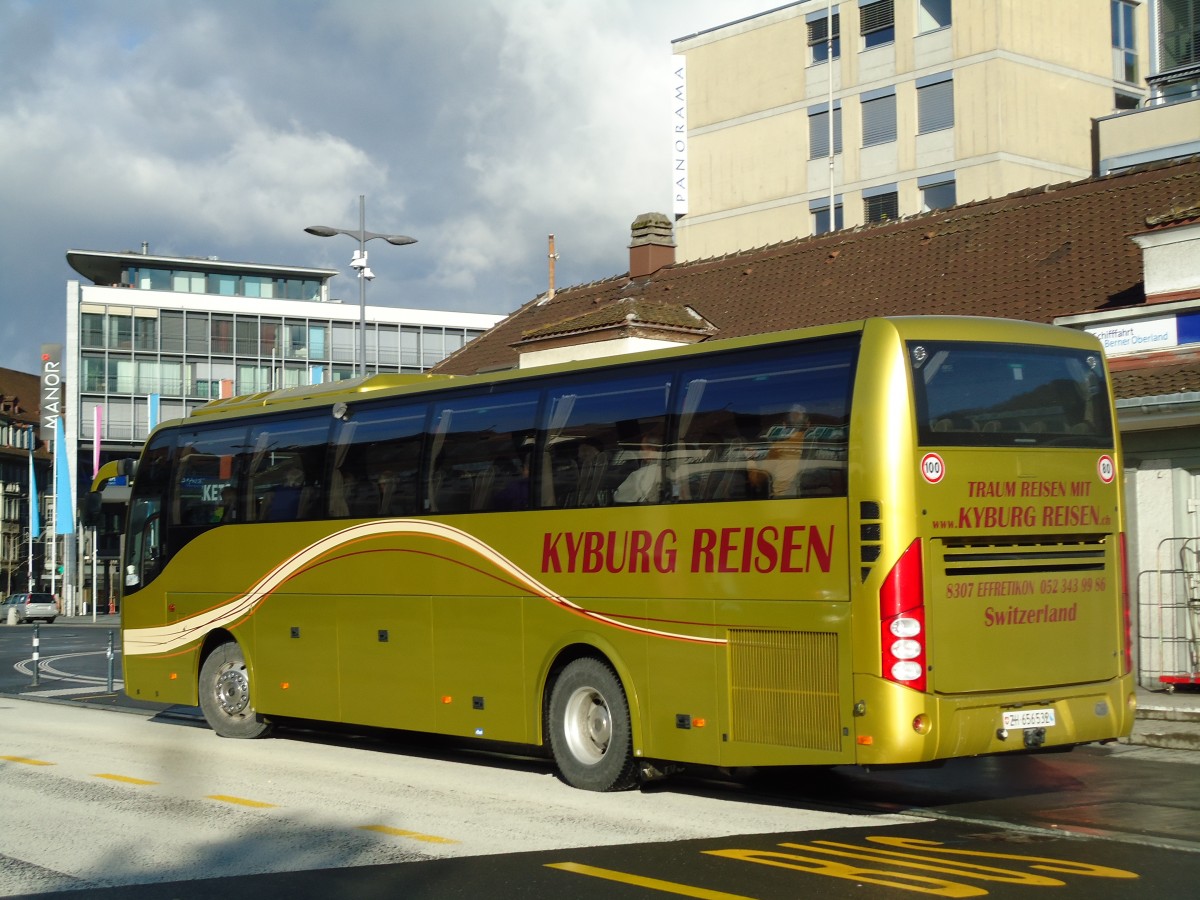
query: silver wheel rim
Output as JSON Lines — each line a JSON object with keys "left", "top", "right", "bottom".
{"left": 213, "top": 665, "right": 250, "bottom": 717}
{"left": 563, "top": 685, "right": 611, "bottom": 765}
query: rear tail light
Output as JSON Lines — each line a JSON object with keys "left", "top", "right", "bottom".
{"left": 880, "top": 539, "right": 927, "bottom": 693}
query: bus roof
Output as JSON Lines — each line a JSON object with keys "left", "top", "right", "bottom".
{"left": 160, "top": 316, "right": 1097, "bottom": 431}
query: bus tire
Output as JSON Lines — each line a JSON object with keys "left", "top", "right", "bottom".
{"left": 198, "top": 641, "right": 273, "bottom": 739}
{"left": 548, "top": 657, "right": 637, "bottom": 791}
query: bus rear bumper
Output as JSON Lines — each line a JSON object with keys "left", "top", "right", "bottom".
{"left": 850, "top": 674, "right": 1136, "bottom": 766}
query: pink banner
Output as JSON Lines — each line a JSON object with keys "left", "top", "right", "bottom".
{"left": 93, "top": 405, "right": 102, "bottom": 478}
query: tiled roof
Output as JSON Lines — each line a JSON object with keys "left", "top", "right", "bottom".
{"left": 434, "top": 157, "right": 1200, "bottom": 403}
{"left": 0, "top": 367, "right": 39, "bottom": 422}
{"left": 518, "top": 298, "right": 712, "bottom": 342}
{"left": 1111, "top": 350, "right": 1200, "bottom": 399}
{"left": 0, "top": 366, "right": 45, "bottom": 459}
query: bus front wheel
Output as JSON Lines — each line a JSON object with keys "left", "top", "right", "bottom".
{"left": 548, "top": 658, "right": 637, "bottom": 791}
{"left": 198, "top": 642, "right": 273, "bottom": 739}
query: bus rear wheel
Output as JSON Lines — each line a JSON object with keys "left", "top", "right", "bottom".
{"left": 548, "top": 658, "right": 637, "bottom": 791}
{"left": 198, "top": 642, "right": 273, "bottom": 739}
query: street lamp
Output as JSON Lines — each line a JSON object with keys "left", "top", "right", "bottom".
{"left": 305, "top": 194, "right": 417, "bottom": 377}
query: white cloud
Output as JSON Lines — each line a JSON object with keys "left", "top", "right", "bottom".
{"left": 0, "top": 0, "right": 768, "bottom": 373}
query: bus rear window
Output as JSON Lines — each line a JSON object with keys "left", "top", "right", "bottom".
{"left": 908, "top": 341, "right": 1113, "bottom": 447}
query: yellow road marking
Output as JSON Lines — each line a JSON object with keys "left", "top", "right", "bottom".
{"left": 93, "top": 773, "right": 158, "bottom": 785}
{"left": 358, "top": 824, "right": 459, "bottom": 844}
{"left": 1, "top": 755, "right": 54, "bottom": 766}
{"left": 206, "top": 794, "right": 277, "bottom": 808}
{"left": 861, "top": 837, "right": 1139, "bottom": 880}
{"left": 546, "top": 862, "right": 758, "bottom": 899}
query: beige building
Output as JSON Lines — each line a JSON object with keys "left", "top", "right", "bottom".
{"left": 669, "top": 0, "right": 1193, "bottom": 260}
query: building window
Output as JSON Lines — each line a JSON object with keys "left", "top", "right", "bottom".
{"left": 859, "top": 0, "right": 895, "bottom": 49}
{"left": 211, "top": 315, "right": 233, "bottom": 355}
{"left": 134, "top": 267, "right": 172, "bottom": 291}
{"left": 811, "top": 196, "right": 845, "bottom": 235}
{"left": 1114, "top": 90, "right": 1141, "bottom": 109}
{"left": 1153, "top": 0, "right": 1200, "bottom": 103}
{"left": 861, "top": 88, "right": 897, "bottom": 146}
{"left": 309, "top": 325, "right": 328, "bottom": 360}
{"left": 917, "top": 0, "right": 952, "bottom": 32}
{"left": 807, "top": 9, "right": 840, "bottom": 64}
{"left": 423, "top": 330, "right": 446, "bottom": 369}
{"left": 260, "top": 319, "right": 280, "bottom": 357}
{"left": 919, "top": 174, "right": 956, "bottom": 211}
{"left": 242, "top": 276, "right": 274, "bottom": 299}
{"left": 445, "top": 330, "right": 467, "bottom": 356}
{"left": 208, "top": 273, "right": 238, "bottom": 296}
{"left": 236, "top": 365, "right": 270, "bottom": 395}
{"left": 808, "top": 102, "right": 844, "bottom": 158}
{"left": 917, "top": 73, "right": 954, "bottom": 133}
{"left": 161, "top": 311, "right": 184, "bottom": 353}
{"left": 235, "top": 317, "right": 258, "bottom": 356}
{"left": 401, "top": 326, "right": 420, "bottom": 368}
{"left": 82, "top": 356, "right": 107, "bottom": 392}
{"left": 864, "top": 185, "right": 899, "bottom": 223}
{"left": 378, "top": 325, "right": 400, "bottom": 366}
{"left": 186, "top": 312, "right": 209, "bottom": 354}
{"left": 134, "top": 315, "right": 157, "bottom": 351}
{"left": 81, "top": 312, "right": 105, "bottom": 349}
{"left": 1160, "top": 0, "right": 1199, "bottom": 70}
{"left": 331, "top": 323, "right": 355, "bottom": 363}
{"left": 173, "top": 271, "right": 205, "bottom": 294}
{"left": 107, "top": 314, "right": 132, "bottom": 350}
{"left": 1111, "top": 0, "right": 1138, "bottom": 83}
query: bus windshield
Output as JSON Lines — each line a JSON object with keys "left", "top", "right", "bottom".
{"left": 909, "top": 340, "right": 1113, "bottom": 447}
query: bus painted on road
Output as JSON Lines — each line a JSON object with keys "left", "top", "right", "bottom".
{"left": 108, "top": 316, "right": 1135, "bottom": 790}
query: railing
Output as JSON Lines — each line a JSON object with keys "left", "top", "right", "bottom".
{"left": 1137, "top": 536, "right": 1200, "bottom": 689}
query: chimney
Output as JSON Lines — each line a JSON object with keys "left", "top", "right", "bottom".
{"left": 628, "top": 212, "right": 675, "bottom": 278}
{"left": 1131, "top": 206, "right": 1200, "bottom": 305}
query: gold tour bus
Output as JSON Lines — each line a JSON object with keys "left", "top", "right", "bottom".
{"left": 95, "top": 316, "right": 1135, "bottom": 791}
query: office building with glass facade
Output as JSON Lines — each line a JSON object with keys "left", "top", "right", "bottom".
{"left": 63, "top": 247, "right": 502, "bottom": 609}
{"left": 66, "top": 248, "right": 501, "bottom": 461}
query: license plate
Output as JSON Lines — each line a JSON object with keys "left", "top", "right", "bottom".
{"left": 1002, "top": 708, "right": 1056, "bottom": 729}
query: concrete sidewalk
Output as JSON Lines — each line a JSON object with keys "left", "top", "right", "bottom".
{"left": 1132, "top": 683, "right": 1200, "bottom": 751}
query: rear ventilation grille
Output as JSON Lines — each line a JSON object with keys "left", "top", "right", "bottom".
{"left": 729, "top": 629, "right": 840, "bottom": 751}
{"left": 940, "top": 535, "right": 1108, "bottom": 577}
{"left": 860, "top": 500, "right": 882, "bottom": 583}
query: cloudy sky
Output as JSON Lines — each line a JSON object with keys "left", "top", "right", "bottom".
{"left": 0, "top": 0, "right": 771, "bottom": 375}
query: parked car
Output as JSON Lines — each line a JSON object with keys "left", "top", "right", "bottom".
{"left": 2, "top": 592, "right": 58, "bottom": 623}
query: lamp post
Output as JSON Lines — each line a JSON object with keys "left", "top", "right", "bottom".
{"left": 305, "top": 195, "right": 417, "bottom": 377}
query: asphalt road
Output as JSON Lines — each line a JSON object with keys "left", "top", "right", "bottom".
{"left": 2, "top": 621, "right": 1198, "bottom": 899}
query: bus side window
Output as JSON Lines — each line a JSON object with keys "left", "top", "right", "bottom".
{"left": 540, "top": 372, "right": 670, "bottom": 509}
{"left": 245, "top": 414, "right": 330, "bottom": 522}
{"left": 673, "top": 339, "right": 855, "bottom": 502}
{"left": 612, "top": 420, "right": 666, "bottom": 505}
{"left": 574, "top": 442, "right": 610, "bottom": 507}
{"left": 328, "top": 401, "right": 428, "bottom": 518}
{"left": 429, "top": 390, "right": 541, "bottom": 515}
{"left": 170, "top": 424, "right": 249, "bottom": 527}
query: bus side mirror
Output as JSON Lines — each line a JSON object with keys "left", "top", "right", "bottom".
{"left": 81, "top": 492, "right": 103, "bottom": 528}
